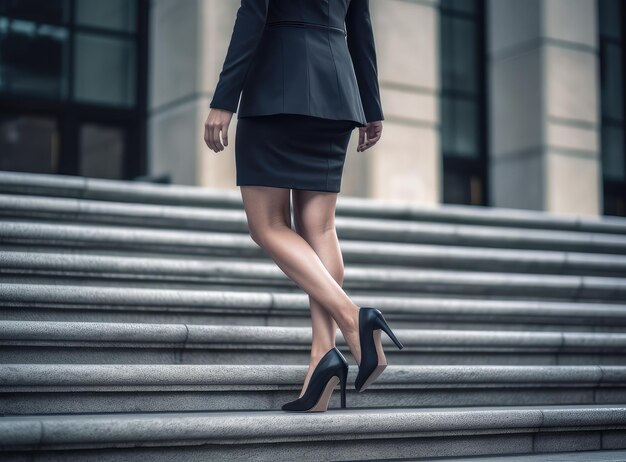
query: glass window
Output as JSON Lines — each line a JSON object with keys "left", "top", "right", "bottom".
{"left": 79, "top": 123, "right": 125, "bottom": 179}
{"left": 73, "top": 32, "right": 135, "bottom": 107}
{"left": 439, "top": 0, "right": 486, "bottom": 206}
{"left": 441, "top": 96, "right": 456, "bottom": 154}
{"left": 444, "top": 170, "right": 483, "bottom": 204}
{"left": 599, "top": 0, "right": 622, "bottom": 40}
{"left": 0, "top": 0, "right": 69, "bottom": 25}
{"left": 75, "top": 0, "right": 136, "bottom": 32}
{"left": 0, "top": 17, "right": 69, "bottom": 98}
{"left": 0, "top": 114, "right": 59, "bottom": 173}
{"left": 602, "top": 125, "right": 625, "bottom": 181}
{"left": 443, "top": 170, "right": 468, "bottom": 204}
{"left": 440, "top": 0, "right": 476, "bottom": 16}
{"left": 598, "top": 0, "right": 626, "bottom": 216}
{"left": 441, "top": 15, "right": 478, "bottom": 95}
{"left": 442, "top": 97, "right": 479, "bottom": 159}
{"left": 601, "top": 42, "right": 624, "bottom": 121}
{"left": 0, "top": 0, "right": 146, "bottom": 181}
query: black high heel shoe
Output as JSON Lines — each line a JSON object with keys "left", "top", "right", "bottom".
{"left": 281, "top": 347, "right": 349, "bottom": 412}
{"left": 355, "top": 306, "right": 404, "bottom": 392}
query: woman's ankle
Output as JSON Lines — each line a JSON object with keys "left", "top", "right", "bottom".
{"left": 340, "top": 304, "right": 360, "bottom": 339}
{"left": 309, "top": 344, "right": 335, "bottom": 363}
{"left": 337, "top": 305, "right": 361, "bottom": 364}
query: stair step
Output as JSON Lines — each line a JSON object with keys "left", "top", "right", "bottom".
{"left": 2, "top": 170, "right": 626, "bottom": 236}
{"left": 3, "top": 197, "right": 626, "bottom": 255}
{"left": 3, "top": 283, "right": 626, "bottom": 332}
{"left": 1, "top": 364, "right": 625, "bottom": 414}
{"left": 424, "top": 449, "right": 626, "bottom": 461}
{"left": 2, "top": 321, "right": 626, "bottom": 365}
{"left": 3, "top": 219, "right": 626, "bottom": 276}
{"left": 1, "top": 405, "right": 625, "bottom": 460}
{"left": 3, "top": 250, "right": 626, "bottom": 300}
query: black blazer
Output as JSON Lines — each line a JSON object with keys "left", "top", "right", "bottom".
{"left": 209, "top": 0, "right": 384, "bottom": 128}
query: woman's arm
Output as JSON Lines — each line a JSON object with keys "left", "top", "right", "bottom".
{"left": 209, "top": 0, "right": 270, "bottom": 113}
{"left": 345, "top": 0, "right": 384, "bottom": 123}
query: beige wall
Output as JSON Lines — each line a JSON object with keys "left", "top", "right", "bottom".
{"left": 148, "top": 0, "right": 238, "bottom": 188}
{"left": 358, "top": 0, "right": 440, "bottom": 204}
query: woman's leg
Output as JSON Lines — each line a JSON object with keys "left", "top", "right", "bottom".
{"left": 239, "top": 186, "right": 362, "bottom": 370}
{"left": 291, "top": 189, "right": 344, "bottom": 397}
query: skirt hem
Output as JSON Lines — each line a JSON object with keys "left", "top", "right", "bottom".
{"left": 237, "top": 182, "right": 340, "bottom": 193}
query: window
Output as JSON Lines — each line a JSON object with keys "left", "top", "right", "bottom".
{"left": 438, "top": 0, "right": 488, "bottom": 206}
{"left": 0, "top": 0, "right": 148, "bottom": 180}
{"left": 0, "top": 114, "right": 59, "bottom": 173}
{"left": 0, "top": 2, "right": 69, "bottom": 99}
{"left": 599, "top": 0, "right": 626, "bottom": 216}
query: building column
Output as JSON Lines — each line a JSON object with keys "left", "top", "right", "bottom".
{"left": 487, "top": 0, "right": 601, "bottom": 215}
{"left": 148, "top": 0, "right": 237, "bottom": 187}
{"left": 348, "top": 0, "right": 440, "bottom": 203}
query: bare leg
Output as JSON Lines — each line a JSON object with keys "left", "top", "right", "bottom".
{"left": 292, "top": 189, "right": 344, "bottom": 397}
{"left": 239, "top": 186, "right": 362, "bottom": 370}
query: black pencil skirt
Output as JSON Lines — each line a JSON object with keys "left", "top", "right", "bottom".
{"left": 235, "top": 113, "right": 357, "bottom": 193}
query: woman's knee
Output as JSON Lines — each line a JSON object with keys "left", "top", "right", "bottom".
{"left": 297, "top": 222, "right": 337, "bottom": 249}
{"left": 240, "top": 186, "right": 291, "bottom": 246}
{"left": 248, "top": 228, "right": 262, "bottom": 246}
{"left": 294, "top": 207, "right": 336, "bottom": 240}
{"left": 248, "top": 220, "right": 288, "bottom": 248}
{"left": 248, "top": 225, "right": 272, "bottom": 247}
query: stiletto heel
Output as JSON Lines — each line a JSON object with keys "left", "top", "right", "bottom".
{"left": 281, "top": 347, "right": 349, "bottom": 412}
{"left": 355, "top": 306, "right": 404, "bottom": 393}
{"left": 374, "top": 310, "right": 404, "bottom": 350}
{"left": 339, "top": 358, "right": 348, "bottom": 409}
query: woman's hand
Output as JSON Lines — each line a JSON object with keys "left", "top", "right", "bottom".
{"left": 357, "top": 120, "right": 383, "bottom": 152}
{"left": 204, "top": 108, "right": 233, "bottom": 153}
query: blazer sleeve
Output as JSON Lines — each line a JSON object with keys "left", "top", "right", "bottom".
{"left": 345, "top": 0, "right": 384, "bottom": 123}
{"left": 209, "top": 0, "right": 270, "bottom": 113}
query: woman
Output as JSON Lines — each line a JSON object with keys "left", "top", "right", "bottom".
{"left": 204, "top": 0, "right": 403, "bottom": 412}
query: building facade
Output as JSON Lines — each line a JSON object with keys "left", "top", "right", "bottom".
{"left": 1, "top": 0, "right": 624, "bottom": 217}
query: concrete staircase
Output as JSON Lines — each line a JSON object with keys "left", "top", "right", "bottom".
{"left": 1, "top": 170, "right": 626, "bottom": 461}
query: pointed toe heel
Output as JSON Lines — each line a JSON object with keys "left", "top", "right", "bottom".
{"left": 354, "top": 306, "right": 404, "bottom": 393}
{"left": 281, "top": 347, "right": 349, "bottom": 412}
